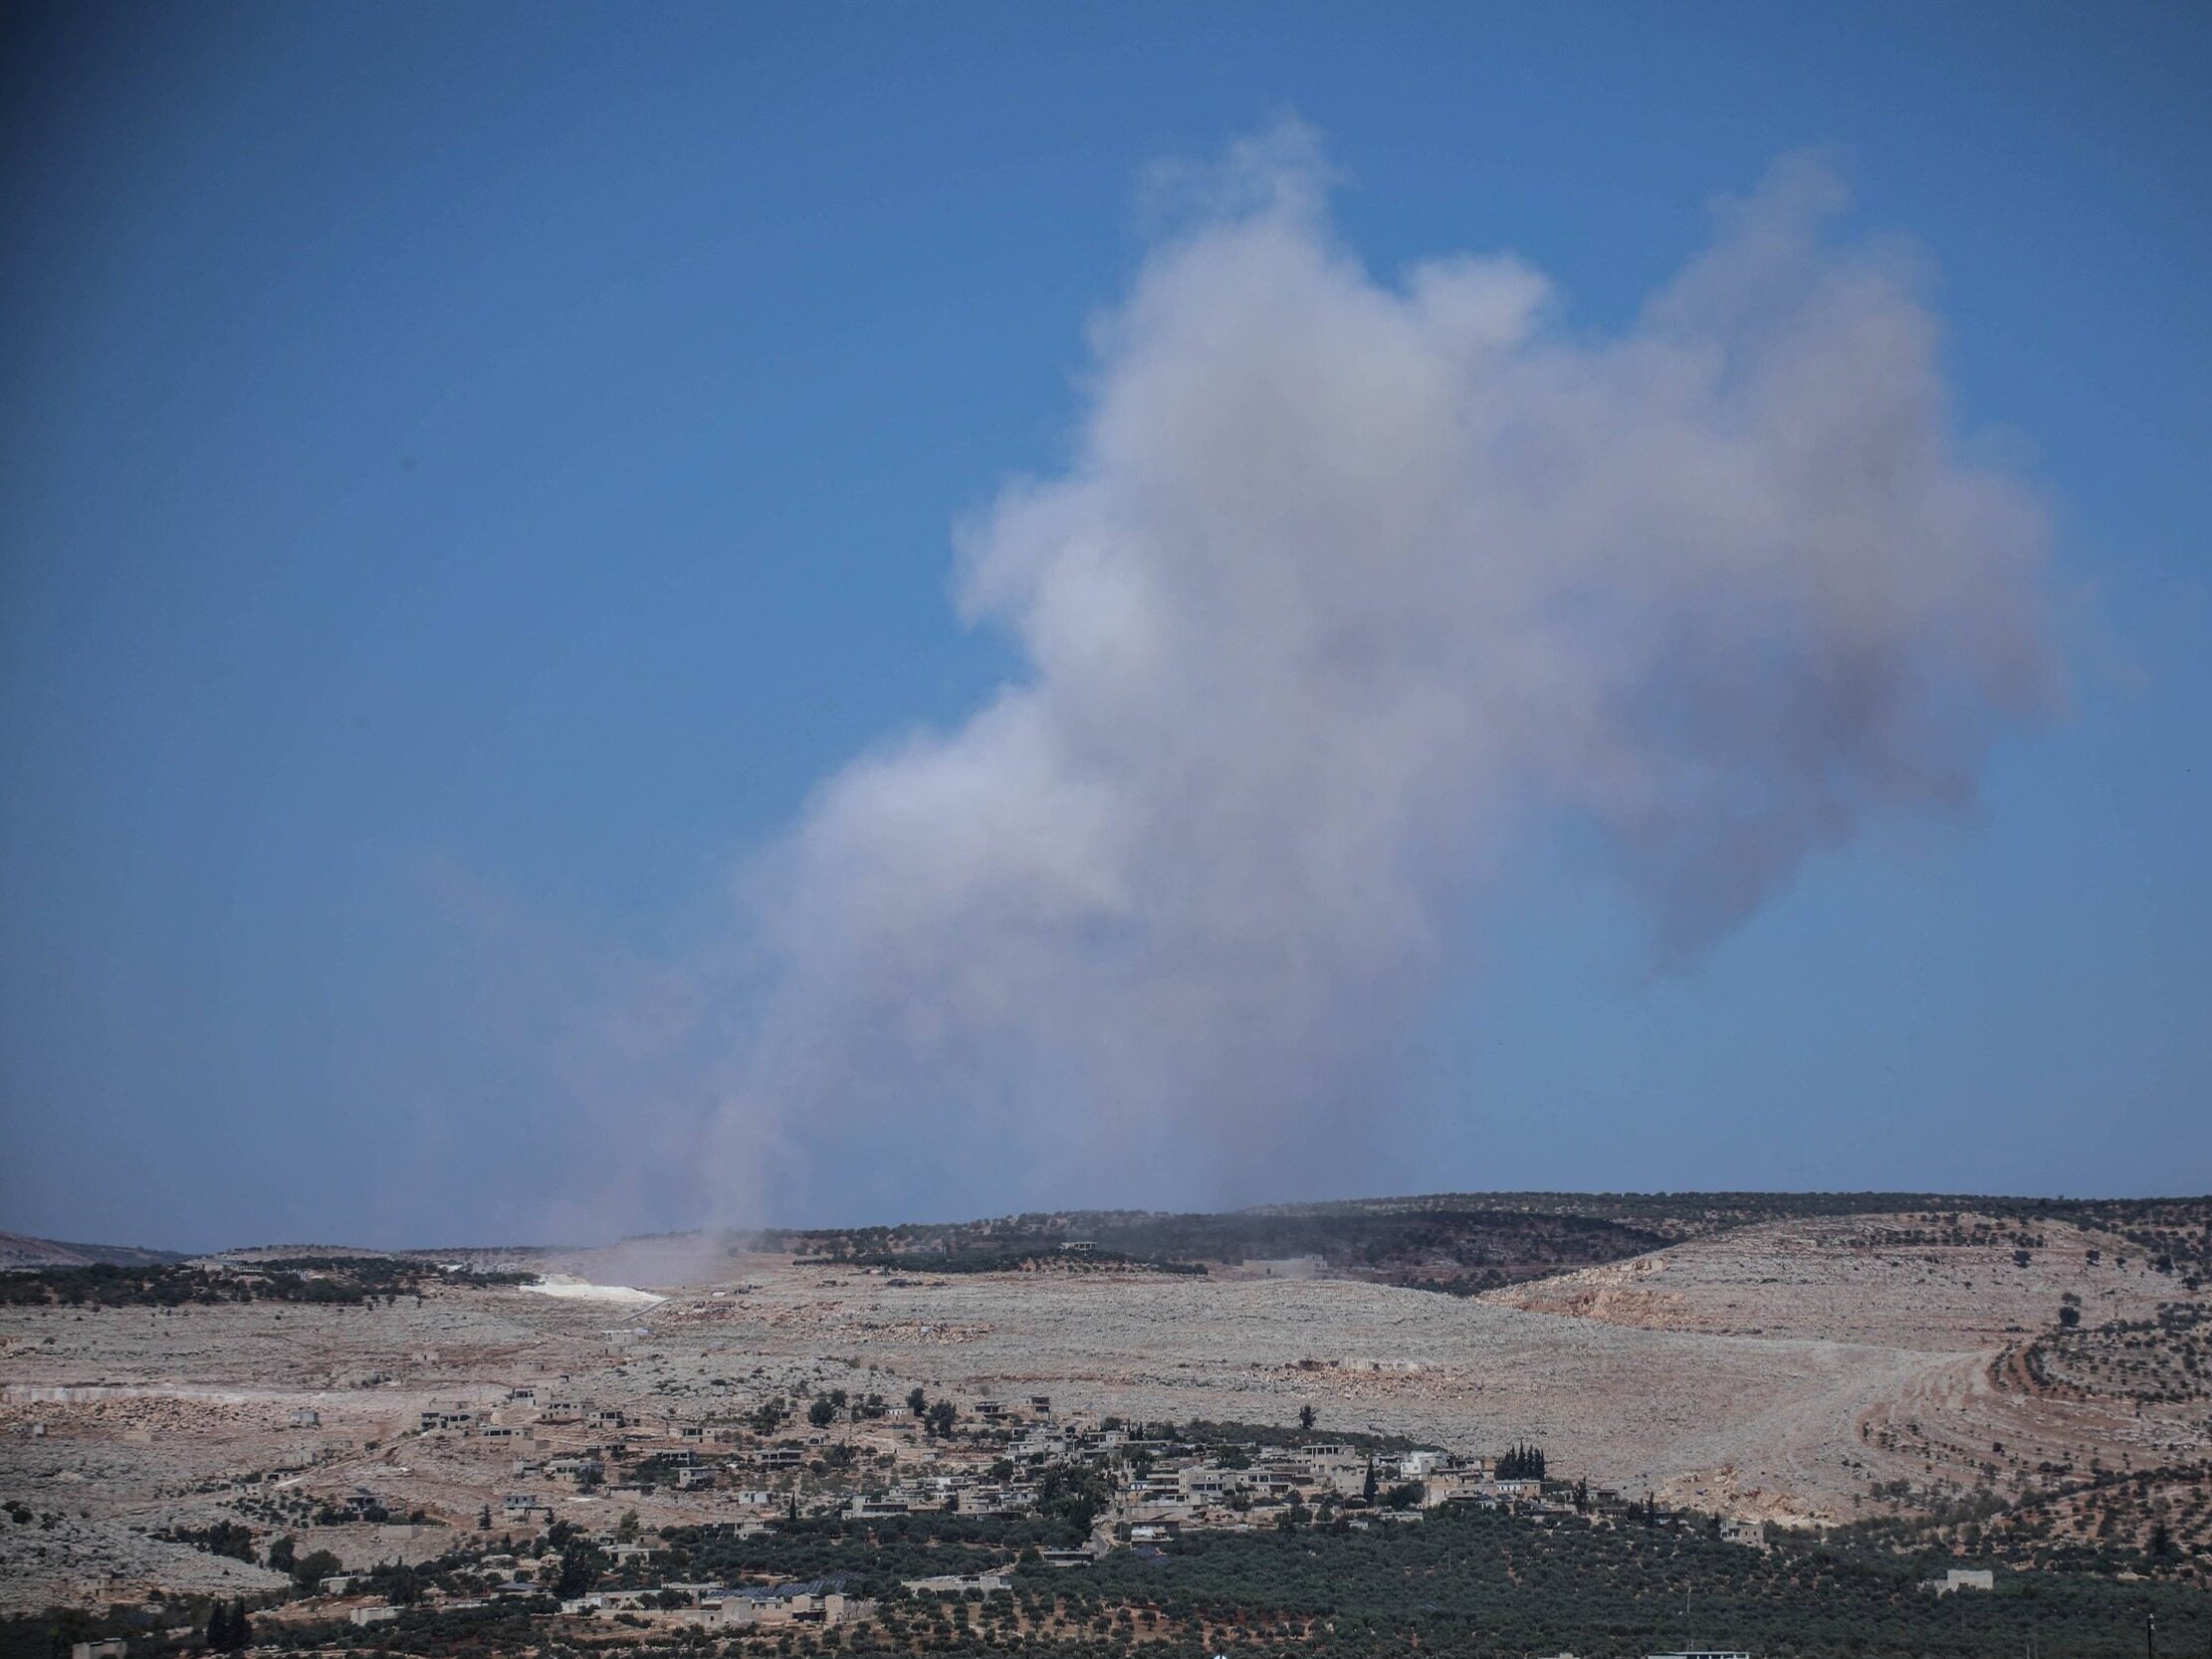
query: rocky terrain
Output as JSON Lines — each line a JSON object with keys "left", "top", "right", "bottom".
{"left": 4, "top": 1202, "right": 2207, "bottom": 1609}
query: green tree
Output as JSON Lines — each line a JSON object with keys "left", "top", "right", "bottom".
{"left": 1297, "top": 1405, "right": 1316, "bottom": 1431}
{"left": 554, "top": 1540, "right": 605, "bottom": 1598}
{"left": 808, "top": 1396, "right": 837, "bottom": 1429}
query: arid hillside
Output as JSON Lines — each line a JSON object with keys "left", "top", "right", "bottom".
{"left": 5, "top": 1198, "right": 2207, "bottom": 1610}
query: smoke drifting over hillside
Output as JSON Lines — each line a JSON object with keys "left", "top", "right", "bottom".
{"left": 711, "top": 127, "right": 2055, "bottom": 1221}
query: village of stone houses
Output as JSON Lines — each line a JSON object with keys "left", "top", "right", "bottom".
{"left": 4, "top": 1196, "right": 2210, "bottom": 1659}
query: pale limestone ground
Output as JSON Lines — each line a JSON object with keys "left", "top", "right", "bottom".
{"left": 3, "top": 1212, "right": 2203, "bottom": 1606}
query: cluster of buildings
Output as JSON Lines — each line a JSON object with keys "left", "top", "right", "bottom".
{"left": 285, "top": 1373, "right": 1796, "bottom": 1649}
{"left": 561, "top": 1576, "right": 874, "bottom": 1631}
{"left": 1093, "top": 1436, "right": 1572, "bottom": 1540}
{"left": 397, "top": 1368, "right": 1617, "bottom": 1547}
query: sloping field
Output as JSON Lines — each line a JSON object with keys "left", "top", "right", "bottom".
{"left": 1484, "top": 1212, "right": 2167, "bottom": 1346}
{"left": 1481, "top": 1212, "right": 2206, "bottom": 1516}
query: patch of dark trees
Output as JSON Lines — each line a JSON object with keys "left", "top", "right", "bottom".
{"left": 0, "top": 1256, "right": 530, "bottom": 1309}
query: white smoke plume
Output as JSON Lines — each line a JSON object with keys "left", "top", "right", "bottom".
{"left": 710, "top": 125, "right": 2055, "bottom": 1223}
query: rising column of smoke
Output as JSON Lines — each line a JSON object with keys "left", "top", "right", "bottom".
{"left": 708, "top": 125, "right": 2056, "bottom": 1224}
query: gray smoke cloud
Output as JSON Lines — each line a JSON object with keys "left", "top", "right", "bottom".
{"left": 708, "top": 125, "right": 2056, "bottom": 1223}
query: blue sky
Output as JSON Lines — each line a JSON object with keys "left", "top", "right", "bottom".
{"left": 2, "top": 2, "right": 2206, "bottom": 1250}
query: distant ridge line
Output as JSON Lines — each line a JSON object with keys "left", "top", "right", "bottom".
{"left": 0, "top": 1231, "right": 186, "bottom": 1269}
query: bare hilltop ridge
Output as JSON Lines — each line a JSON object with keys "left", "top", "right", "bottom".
{"left": 0, "top": 1234, "right": 184, "bottom": 1272}
{"left": 4, "top": 1191, "right": 2208, "bottom": 1651}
